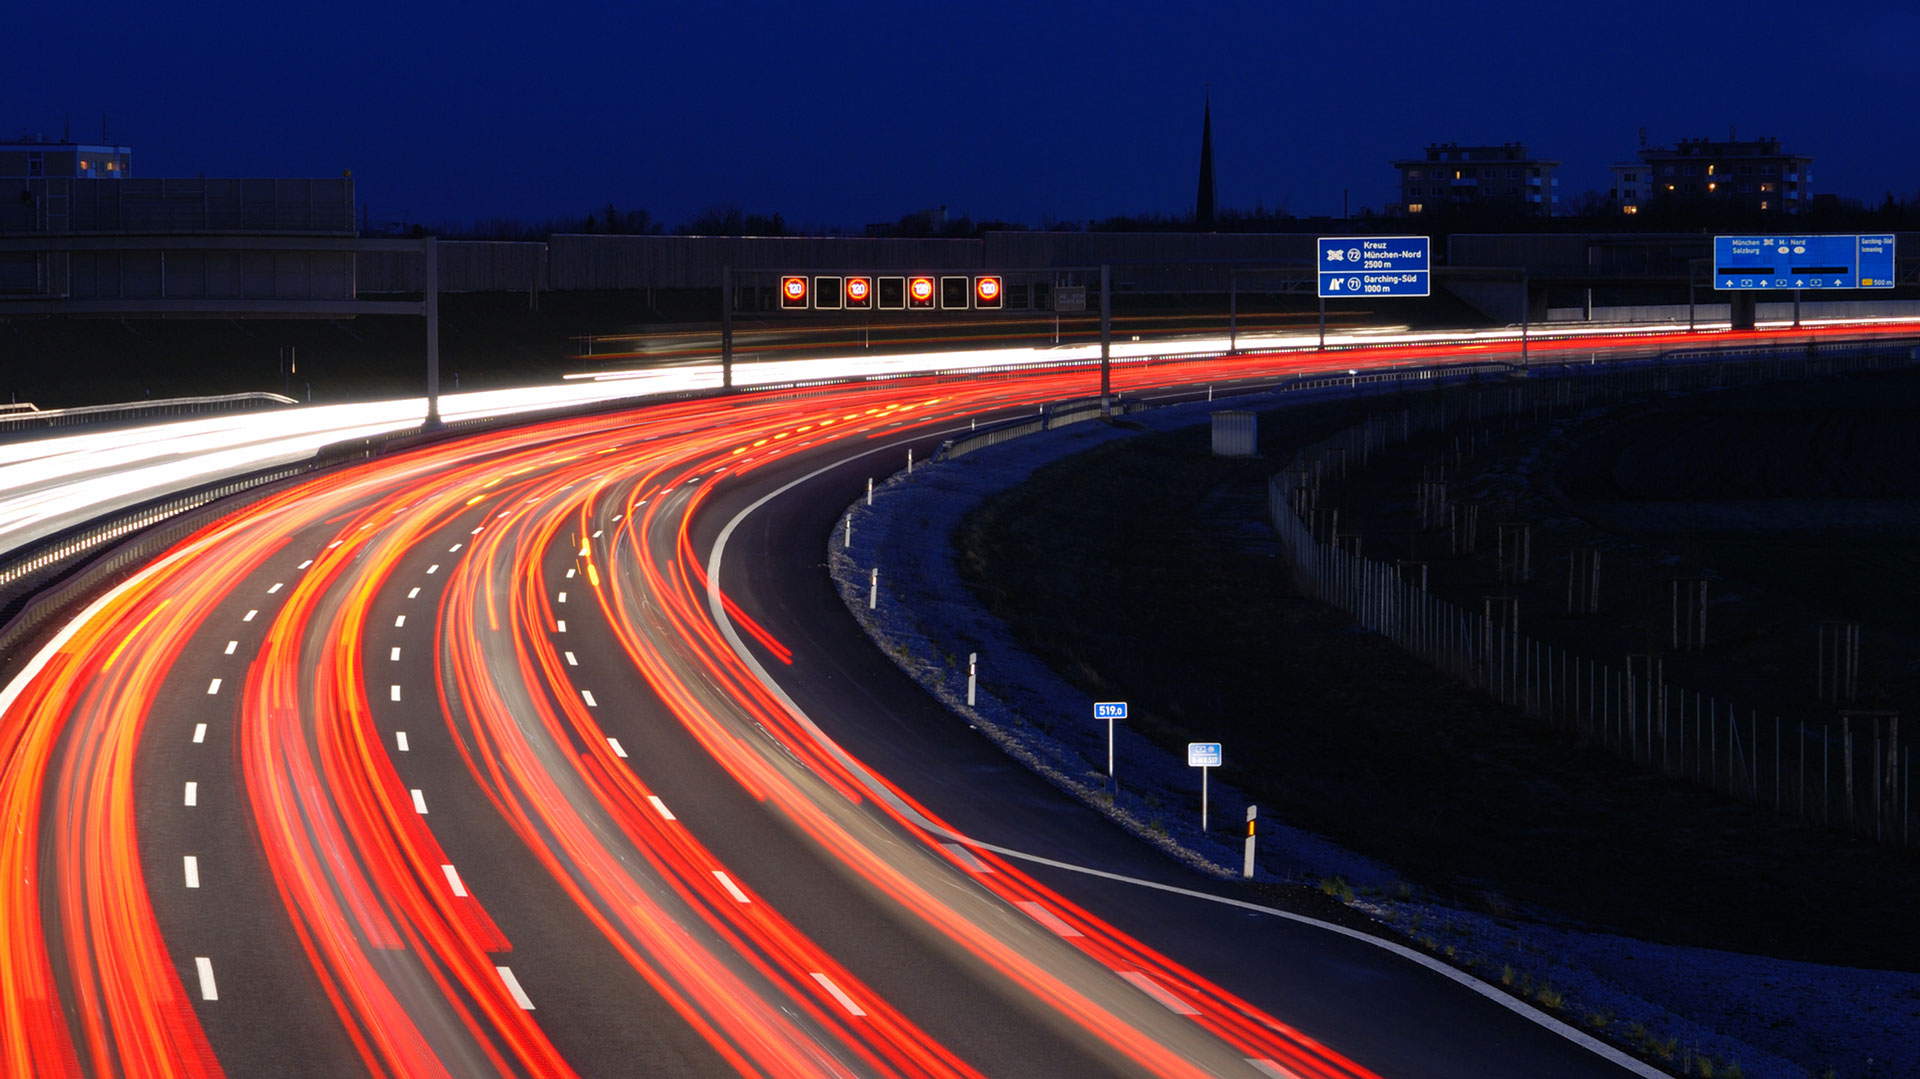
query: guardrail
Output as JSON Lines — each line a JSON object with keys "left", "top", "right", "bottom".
{"left": 0, "top": 391, "right": 298, "bottom": 437}
{"left": 1266, "top": 337, "right": 1919, "bottom": 849}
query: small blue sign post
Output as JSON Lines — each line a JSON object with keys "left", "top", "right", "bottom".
{"left": 1095, "top": 702, "right": 1127, "bottom": 786}
{"left": 1188, "top": 742, "right": 1222, "bottom": 830}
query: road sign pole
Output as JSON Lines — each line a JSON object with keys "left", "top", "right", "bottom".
{"left": 1520, "top": 271, "right": 1529, "bottom": 368}
{"left": 424, "top": 236, "right": 442, "bottom": 430}
{"left": 1107, "top": 716, "right": 1114, "bottom": 787}
{"left": 721, "top": 265, "right": 734, "bottom": 390}
{"left": 1202, "top": 766, "right": 1209, "bottom": 832}
{"left": 1794, "top": 288, "right": 1802, "bottom": 329}
{"left": 1099, "top": 264, "right": 1111, "bottom": 407}
{"left": 1318, "top": 294, "right": 1326, "bottom": 351}
{"left": 967, "top": 652, "right": 977, "bottom": 706}
{"left": 1228, "top": 275, "right": 1237, "bottom": 352}
{"left": 1243, "top": 805, "right": 1257, "bottom": 878}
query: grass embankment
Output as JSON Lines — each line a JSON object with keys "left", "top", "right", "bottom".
{"left": 958, "top": 404, "right": 1920, "bottom": 972}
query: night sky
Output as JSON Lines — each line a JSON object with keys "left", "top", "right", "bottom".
{"left": 7, "top": 0, "right": 1915, "bottom": 230}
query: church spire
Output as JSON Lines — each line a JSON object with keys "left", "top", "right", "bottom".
{"left": 1195, "top": 94, "right": 1216, "bottom": 228}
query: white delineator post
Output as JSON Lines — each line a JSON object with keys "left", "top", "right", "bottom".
{"left": 867, "top": 478, "right": 873, "bottom": 505}
{"left": 907, "top": 448, "right": 913, "bottom": 474}
{"left": 966, "top": 652, "right": 977, "bottom": 706}
{"left": 1243, "top": 805, "right": 1257, "bottom": 879}
{"left": 869, "top": 567, "right": 878, "bottom": 610}
{"left": 844, "top": 516, "right": 852, "bottom": 548}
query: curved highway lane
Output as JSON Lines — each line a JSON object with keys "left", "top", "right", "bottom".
{"left": 0, "top": 351, "right": 1748, "bottom": 1077}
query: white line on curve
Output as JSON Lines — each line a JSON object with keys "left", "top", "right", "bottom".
{"left": 267, "top": 582, "right": 283, "bottom": 594}
{"left": 581, "top": 690, "right": 596, "bottom": 707}
{"left": 556, "top": 620, "right": 567, "bottom": 633}
{"left": 713, "top": 871, "right": 750, "bottom": 903}
{"left": 1015, "top": 900, "right": 1082, "bottom": 938}
{"left": 607, "top": 737, "right": 627, "bottom": 758}
{"left": 1247, "top": 1059, "right": 1306, "bottom": 1079}
{"left": 557, "top": 591, "right": 567, "bottom": 604}
{"left": 497, "top": 966, "right": 535, "bottom": 1010}
{"left": 408, "top": 587, "right": 421, "bottom": 599}
{"left": 206, "top": 678, "right": 221, "bottom": 695}
{"left": 194, "top": 958, "right": 218, "bottom": 1001}
{"left": 1116, "top": 970, "right": 1199, "bottom": 1015}
{"left": 810, "top": 972, "right": 866, "bottom": 1017}
{"left": 390, "top": 647, "right": 401, "bottom": 661}
{"left": 183, "top": 782, "right": 198, "bottom": 807}
{"left": 243, "top": 610, "right": 257, "bottom": 622}
{"left": 192, "top": 723, "right": 207, "bottom": 743}
{"left": 410, "top": 789, "right": 428, "bottom": 814}
{"left": 646, "top": 795, "right": 675, "bottom": 820}
{"left": 396, "top": 731, "right": 410, "bottom": 752}
{"left": 564, "top": 652, "right": 577, "bottom": 666}
{"left": 427, "top": 564, "right": 439, "bottom": 575}
{"left": 703, "top": 432, "right": 1674, "bottom": 1079}
{"left": 298, "top": 559, "right": 313, "bottom": 569}
{"left": 441, "top": 864, "right": 467, "bottom": 897}
{"left": 394, "top": 615, "right": 405, "bottom": 628}
{"left": 390, "top": 685, "right": 401, "bottom": 702}
{"left": 183, "top": 856, "right": 200, "bottom": 889}
{"left": 224, "top": 640, "right": 237, "bottom": 655}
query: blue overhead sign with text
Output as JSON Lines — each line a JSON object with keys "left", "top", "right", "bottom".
{"left": 1713, "top": 234, "right": 1896, "bottom": 290}
{"left": 1318, "top": 236, "right": 1431, "bottom": 298}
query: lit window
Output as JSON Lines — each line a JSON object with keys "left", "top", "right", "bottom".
{"left": 1623, "top": 205, "right": 1639, "bottom": 215}
{"left": 1707, "top": 164, "right": 1715, "bottom": 175}
{"left": 1761, "top": 200, "right": 1769, "bottom": 210}
{"left": 79, "top": 160, "right": 89, "bottom": 170}
{"left": 1408, "top": 203, "right": 1423, "bottom": 213}
{"left": 1708, "top": 182, "right": 1716, "bottom": 191}
{"left": 106, "top": 161, "right": 117, "bottom": 171}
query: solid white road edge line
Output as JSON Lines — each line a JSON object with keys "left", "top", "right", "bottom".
{"left": 1117, "top": 970, "right": 1200, "bottom": 1014}
{"left": 704, "top": 429, "right": 1668, "bottom": 1079}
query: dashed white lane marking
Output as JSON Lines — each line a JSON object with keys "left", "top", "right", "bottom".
{"left": 612, "top": 513, "right": 623, "bottom": 522}
{"left": 183, "top": 856, "right": 200, "bottom": 889}
{"left": 1247, "top": 1059, "right": 1305, "bottom": 1079}
{"left": 243, "top": 610, "right": 257, "bottom": 622}
{"left": 496, "top": 966, "right": 535, "bottom": 1010}
{"left": 592, "top": 529, "right": 604, "bottom": 539}
{"left": 1015, "top": 900, "right": 1083, "bottom": 938}
{"left": 1115, "top": 971, "right": 1198, "bottom": 1015}
{"left": 581, "top": 690, "right": 597, "bottom": 707}
{"left": 184, "top": 782, "right": 199, "bottom": 807}
{"left": 427, "top": 564, "right": 440, "bottom": 575}
{"left": 390, "top": 647, "right": 401, "bottom": 661}
{"left": 441, "top": 864, "right": 468, "bottom": 897}
{"left": 448, "top": 543, "right": 462, "bottom": 553}
{"left": 410, "top": 789, "right": 428, "bottom": 814}
{"left": 408, "top": 587, "right": 421, "bottom": 599}
{"left": 394, "top": 615, "right": 406, "bottom": 628}
{"left": 713, "top": 871, "right": 750, "bottom": 903}
{"left": 396, "top": 731, "right": 410, "bottom": 752}
{"left": 564, "top": 652, "right": 578, "bottom": 666}
{"left": 470, "top": 526, "right": 484, "bottom": 535}
{"left": 328, "top": 540, "right": 342, "bottom": 549}
{"left": 192, "top": 723, "right": 207, "bottom": 743}
{"left": 557, "top": 591, "right": 567, "bottom": 604}
{"left": 497, "top": 511, "right": 510, "bottom": 518}
{"left": 646, "top": 795, "right": 675, "bottom": 820}
{"left": 194, "top": 957, "right": 218, "bottom": 1001}
{"left": 556, "top": 620, "right": 567, "bottom": 633}
{"left": 943, "top": 843, "right": 993, "bottom": 874}
{"left": 566, "top": 568, "right": 576, "bottom": 579}
{"left": 810, "top": 973, "right": 866, "bottom": 1017}
{"left": 298, "top": 559, "right": 313, "bottom": 569}
{"left": 206, "top": 678, "right": 222, "bottom": 695}
{"left": 267, "top": 582, "right": 283, "bottom": 594}
{"left": 390, "top": 685, "right": 401, "bottom": 702}
{"left": 224, "top": 641, "right": 237, "bottom": 655}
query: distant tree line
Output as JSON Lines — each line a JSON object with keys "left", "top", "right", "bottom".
{"left": 394, "top": 188, "right": 1920, "bottom": 242}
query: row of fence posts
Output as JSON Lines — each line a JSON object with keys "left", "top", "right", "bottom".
{"left": 1265, "top": 344, "right": 1915, "bottom": 848}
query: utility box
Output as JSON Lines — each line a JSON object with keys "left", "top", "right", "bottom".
{"left": 1211, "top": 410, "right": 1257, "bottom": 456}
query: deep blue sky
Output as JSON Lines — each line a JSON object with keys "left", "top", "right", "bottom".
{"left": 7, "top": 1, "right": 1915, "bottom": 229}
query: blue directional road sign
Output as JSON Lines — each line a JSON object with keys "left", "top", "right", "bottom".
{"left": 1713, "top": 234, "right": 1897, "bottom": 290}
{"left": 1318, "top": 236, "right": 1431, "bottom": 298}
{"left": 1094, "top": 702, "right": 1128, "bottom": 719}
{"left": 1187, "top": 742, "right": 1222, "bottom": 768}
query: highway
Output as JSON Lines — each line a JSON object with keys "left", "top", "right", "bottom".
{"left": 10, "top": 325, "right": 1910, "bottom": 1076}
{"left": 6, "top": 316, "right": 1916, "bottom": 564}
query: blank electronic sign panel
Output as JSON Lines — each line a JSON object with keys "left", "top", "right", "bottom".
{"left": 877, "top": 276, "right": 905, "bottom": 309}
{"left": 813, "top": 276, "right": 843, "bottom": 310}
{"left": 940, "top": 276, "right": 970, "bottom": 310}
{"left": 1713, "top": 234, "right": 1897, "bottom": 289}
